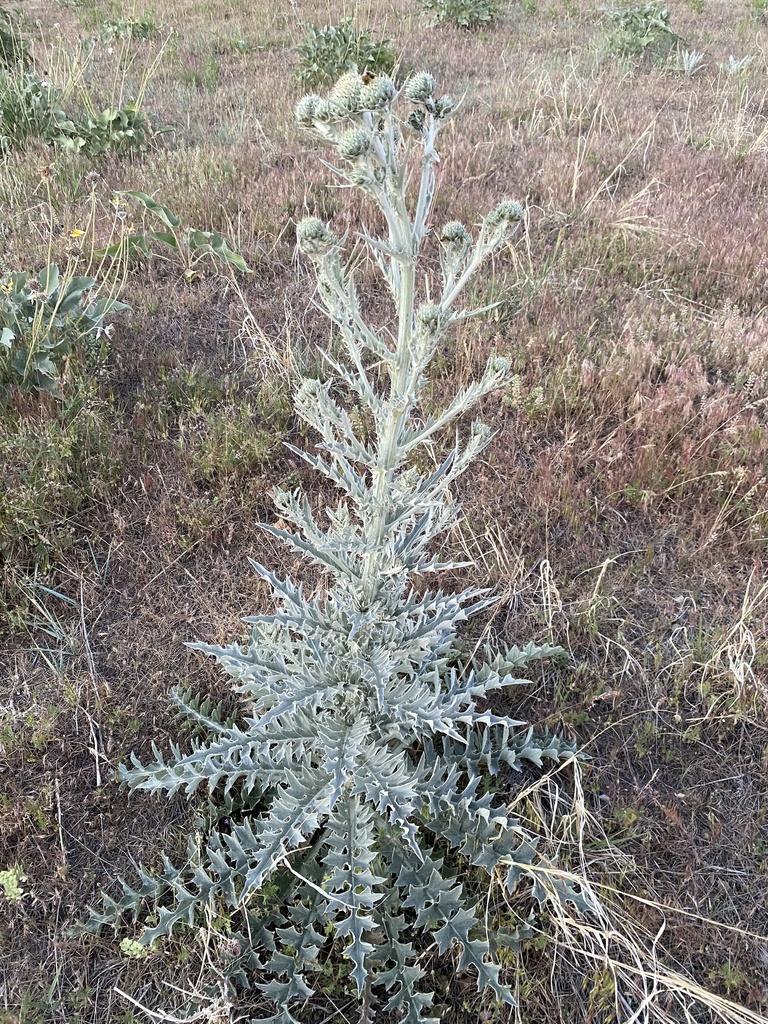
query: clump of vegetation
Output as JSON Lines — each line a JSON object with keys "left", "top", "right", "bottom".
{"left": 0, "top": 263, "right": 129, "bottom": 395}
{"left": 295, "top": 17, "right": 397, "bottom": 88}
{"left": 602, "top": 1, "right": 682, "bottom": 59}
{"left": 53, "top": 103, "right": 170, "bottom": 158}
{"left": 82, "top": 70, "right": 584, "bottom": 1020}
{"left": 0, "top": 5, "right": 27, "bottom": 68}
{"left": 420, "top": 0, "right": 499, "bottom": 30}
{"left": 0, "top": 66, "right": 169, "bottom": 158}
{"left": 0, "top": 70, "right": 61, "bottom": 153}
{"left": 99, "top": 16, "right": 157, "bottom": 43}
{"left": 97, "top": 191, "right": 250, "bottom": 279}
{"left": 0, "top": 385, "right": 122, "bottom": 577}
{"left": 0, "top": 865, "right": 26, "bottom": 902}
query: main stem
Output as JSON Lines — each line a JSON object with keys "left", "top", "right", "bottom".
{"left": 360, "top": 257, "right": 416, "bottom": 607}
{"left": 359, "top": 133, "right": 437, "bottom": 607}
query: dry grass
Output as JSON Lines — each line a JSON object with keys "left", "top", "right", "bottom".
{"left": 1, "top": 0, "right": 767, "bottom": 1022}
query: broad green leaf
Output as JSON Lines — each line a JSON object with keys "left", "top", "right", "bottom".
{"left": 86, "top": 297, "right": 131, "bottom": 320}
{"left": 207, "top": 231, "right": 251, "bottom": 272}
{"left": 148, "top": 229, "right": 179, "bottom": 249}
{"left": 186, "top": 229, "right": 250, "bottom": 272}
{"left": 125, "top": 190, "right": 182, "bottom": 229}
{"left": 94, "top": 234, "right": 151, "bottom": 260}
{"left": 38, "top": 264, "right": 59, "bottom": 296}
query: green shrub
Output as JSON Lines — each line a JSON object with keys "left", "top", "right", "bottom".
{"left": 53, "top": 103, "right": 171, "bottom": 158}
{"left": 0, "top": 70, "right": 61, "bottom": 153}
{"left": 0, "top": 5, "right": 27, "bottom": 68}
{"left": 0, "top": 67, "right": 168, "bottom": 158}
{"left": 420, "top": 0, "right": 499, "bottom": 29}
{"left": 295, "top": 17, "right": 397, "bottom": 88}
{"left": 96, "top": 190, "right": 250, "bottom": 278}
{"left": 0, "top": 264, "right": 129, "bottom": 395}
{"left": 99, "top": 16, "right": 158, "bottom": 43}
{"left": 602, "top": 1, "right": 681, "bottom": 58}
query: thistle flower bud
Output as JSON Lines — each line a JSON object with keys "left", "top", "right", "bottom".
{"left": 441, "top": 221, "right": 472, "bottom": 256}
{"left": 407, "top": 109, "right": 426, "bottom": 135}
{"left": 405, "top": 72, "right": 436, "bottom": 105}
{"left": 337, "top": 128, "right": 371, "bottom": 161}
{"left": 295, "top": 94, "right": 321, "bottom": 126}
{"left": 434, "top": 95, "right": 454, "bottom": 119}
{"left": 348, "top": 167, "right": 376, "bottom": 190}
{"left": 361, "top": 75, "right": 395, "bottom": 110}
{"left": 486, "top": 200, "right": 523, "bottom": 228}
{"left": 313, "top": 99, "right": 333, "bottom": 123}
{"left": 416, "top": 303, "right": 442, "bottom": 334}
{"left": 296, "top": 217, "right": 337, "bottom": 257}
{"left": 329, "top": 72, "right": 363, "bottom": 116}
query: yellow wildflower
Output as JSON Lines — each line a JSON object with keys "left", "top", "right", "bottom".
{"left": 70, "top": 228, "right": 85, "bottom": 238}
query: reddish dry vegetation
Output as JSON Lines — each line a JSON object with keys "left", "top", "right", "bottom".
{"left": 1, "top": 1, "right": 767, "bottom": 1022}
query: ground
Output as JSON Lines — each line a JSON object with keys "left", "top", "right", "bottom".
{"left": 0, "top": 1, "right": 767, "bottom": 1022}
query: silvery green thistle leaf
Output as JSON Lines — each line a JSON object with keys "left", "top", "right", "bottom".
{"left": 405, "top": 72, "right": 436, "bottom": 105}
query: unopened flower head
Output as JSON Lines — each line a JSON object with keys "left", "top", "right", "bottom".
{"left": 296, "top": 217, "right": 337, "bottom": 257}
{"left": 329, "top": 72, "right": 363, "bottom": 116}
{"left": 441, "top": 221, "right": 471, "bottom": 251}
{"left": 486, "top": 200, "right": 523, "bottom": 228}
{"left": 405, "top": 72, "right": 436, "bottom": 105}
{"left": 407, "top": 109, "right": 426, "bottom": 135}
{"left": 360, "top": 75, "right": 395, "bottom": 110}
{"left": 337, "top": 128, "right": 371, "bottom": 161}
{"left": 295, "top": 94, "right": 322, "bottom": 126}
{"left": 313, "top": 99, "right": 334, "bottom": 123}
{"left": 347, "top": 167, "right": 376, "bottom": 189}
{"left": 434, "top": 95, "right": 454, "bottom": 119}
{"left": 416, "top": 302, "right": 442, "bottom": 335}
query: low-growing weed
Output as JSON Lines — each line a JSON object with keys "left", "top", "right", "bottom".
{"left": 53, "top": 103, "right": 170, "bottom": 157}
{"left": 97, "top": 191, "right": 250, "bottom": 279}
{"left": 602, "top": 1, "right": 682, "bottom": 60}
{"left": 420, "top": 0, "right": 500, "bottom": 30}
{"left": 99, "top": 16, "right": 157, "bottom": 44}
{"left": 295, "top": 18, "right": 397, "bottom": 88}
{"left": 180, "top": 402, "right": 286, "bottom": 483}
{"left": 0, "top": 865, "right": 26, "bottom": 901}
{"left": 0, "top": 70, "right": 61, "bottom": 153}
{"left": 0, "top": 382, "right": 123, "bottom": 578}
{"left": 0, "top": 263, "right": 129, "bottom": 395}
{"left": 0, "top": 5, "right": 27, "bottom": 68}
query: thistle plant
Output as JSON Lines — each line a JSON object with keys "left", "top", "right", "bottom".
{"left": 84, "top": 71, "right": 587, "bottom": 1021}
